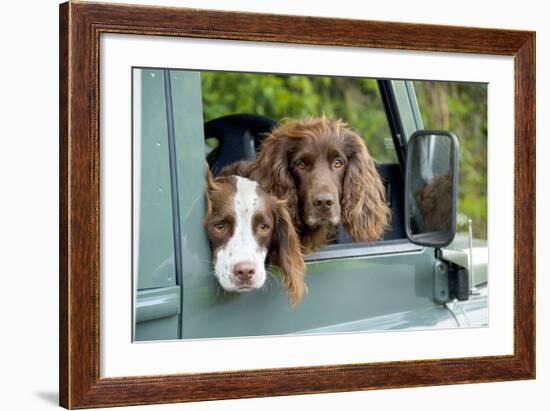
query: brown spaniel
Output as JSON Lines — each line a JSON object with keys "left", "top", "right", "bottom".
{"left": 415, "top": 174, "right": 453, "bottom": 232}
{"left": 204, "top": 167, "right": 306, "bottom": 305}
{"left": 221, "top": 117, "right": 391, "bottom": 252}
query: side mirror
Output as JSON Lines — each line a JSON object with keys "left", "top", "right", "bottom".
{"left": 405, "top": 130, "right": 459, "bottom": 247}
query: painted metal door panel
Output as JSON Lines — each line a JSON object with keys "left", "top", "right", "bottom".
{"left": 180, "top": 243, "right": 454, "bottom": 339}
{"left": 134, "top": 68, "right": 179, "bottom": 340}
{"left": 134, "top": 68, "right": 208, "bottom": 340}
{"left": 135, "top": 68, "right": 212, "bottom": 341}
{"left": 134, "top": 69, "right": 177, "bottom": 291}
{"left": 134, "top": 287, "right": 180, "bottom": 341}
{"left": 169, "top": 70, "right": 213, "bottom": 336}
{"left": 391, "top": 80, "right": 424, "bottom": 141}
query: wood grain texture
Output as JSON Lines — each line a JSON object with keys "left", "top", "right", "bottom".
{"left": 59, "top": 2, "right": 69, "bottom": 407}
{"left": 513, "top": 34, "right": 536, "bottom": 375}
{"left": 59, "top": 1, "right": 536, "bottom": 408}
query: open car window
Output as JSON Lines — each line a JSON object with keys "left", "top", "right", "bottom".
{"left": 202, "top": 71, "right": 411, "bottom": 250}
{"left": 202, "top": 72, "right": 398, "bottom": 164}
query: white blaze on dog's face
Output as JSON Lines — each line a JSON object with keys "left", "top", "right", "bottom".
{"left": 204, "top": 176, "right": 276, "bottom": 292}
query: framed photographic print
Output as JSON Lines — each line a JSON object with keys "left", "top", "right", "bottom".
{"left": 59, "top": 1, "right": 535, "bottom": 408}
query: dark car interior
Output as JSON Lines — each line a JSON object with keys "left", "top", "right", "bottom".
{"left": 204, "top": 114, "right": 406, "bottom": 244}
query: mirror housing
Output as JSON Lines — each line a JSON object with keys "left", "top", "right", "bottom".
{"left": 405, "top": 130, "right": 459, "bottom": 248}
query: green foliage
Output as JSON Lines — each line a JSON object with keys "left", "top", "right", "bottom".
{"left": 201, "top": 72, "right": 396, "bottom": 162}
{"left": 414, "top": 81, "right": 487, "bottom": 239}
{"left": 201, "top": 72, "right": 487, "bottom": 239}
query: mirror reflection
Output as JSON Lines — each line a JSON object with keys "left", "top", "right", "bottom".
{"left": 406, "top": 132, "right": 458, "bottom": 246}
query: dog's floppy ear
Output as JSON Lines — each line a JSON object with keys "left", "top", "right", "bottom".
{"left": 205, "top": 162, "right": 214, "bottom": 187}
{"left": 204, "top": 162, "right": 218, "bottom": 215}
{"left": 341, "top": 131, "right": 391, "bottom": 242}
{"left": 252, "top": 131, "right": 300, "bottom": 230}
{"left": 270, "top": 199, "right": 307, "bottom": 306}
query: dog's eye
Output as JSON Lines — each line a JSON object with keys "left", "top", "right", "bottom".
{"left": 259, "top": 223, "right": 270, "bottom": 232}
{"left": 333, "top": 159, "right": 344, "bottom": 169}
{"left": 213, "top": 222, "right": 225, "bottom": 231}
{"left": 295, "top": 160, "right": 306, "bottom": 170}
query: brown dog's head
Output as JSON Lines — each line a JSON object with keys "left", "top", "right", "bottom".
{"left": 415, "top": 174, "right": 453, "bottom": 232}
{"left": 204, "top": 167, "right": 306, "bottom": 305}
{"left": 251, "top": 117, "right": 390, "bottom": 251}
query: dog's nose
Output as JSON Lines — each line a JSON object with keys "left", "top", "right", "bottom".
{"left": 313, "top": 193, "right": 335, "bottom": 211}
{"left": 233, "top": 261, "right": 256, "bottom": 283}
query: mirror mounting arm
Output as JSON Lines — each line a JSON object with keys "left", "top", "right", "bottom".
{"left": 433, "top": 248, "right": 470, "bottom": 304}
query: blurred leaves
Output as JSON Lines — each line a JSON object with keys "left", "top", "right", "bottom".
{"left": 201, "top": 72, "right": 396, "bottom": 162}
{"left": 414, "top": 81, "right": 487, "bottom": 239}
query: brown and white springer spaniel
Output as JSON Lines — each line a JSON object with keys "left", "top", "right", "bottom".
{"left": 204, "top": 168, "right": 306, "bottom": 305}
{"left": 222, "top": 117, "right": 391, "bottom": 252}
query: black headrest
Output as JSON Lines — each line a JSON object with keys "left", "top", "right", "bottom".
{"left": 205, "top": 114, "right": 278, "bottom": 175}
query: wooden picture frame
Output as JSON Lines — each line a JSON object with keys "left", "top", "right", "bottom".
{"left": 59, "top": 1, "right": 535, "bottom": 408}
